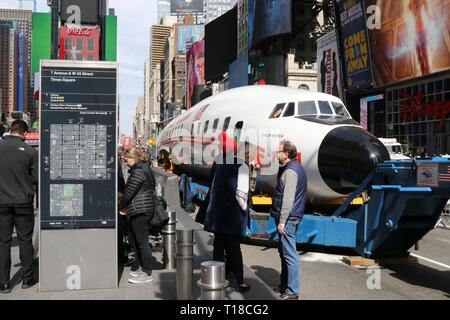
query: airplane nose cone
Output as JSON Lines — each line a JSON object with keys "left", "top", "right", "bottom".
{"left": 318, "top": 126, "right": 390, "bottom": 195}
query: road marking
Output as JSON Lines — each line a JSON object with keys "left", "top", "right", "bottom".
{"left": 410, "top": 253, "right": 450, "bottom": 270}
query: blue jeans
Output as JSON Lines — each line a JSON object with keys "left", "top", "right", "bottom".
{"left": 278, "top": 220, "right": 300, "bottom": 296}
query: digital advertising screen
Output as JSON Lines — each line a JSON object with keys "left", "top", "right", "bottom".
{"left": 60, "top": 0, "right": 100, "bottom": 24}
{"left": 39, "top": 61, "right": 117, "bottom": 230}
{"left": 250, "top": 0, "right": 292, "bottom": 47}
{"left": 365, "top": 0, "right": 450, "bottom": 87}
{"left": 335, "top": 0, "right": 374, "bottom": 90}
{"left": 171, "top": 0, "right": 204, "bottom": 14}
{"left": 177, "top": 25, "right": 204, "bottom": 53}
{"left": 205, "top": 6, "right": 237, "bottom": 81}
{"left": 186, "top": 40, "right": 205, "bottom": 109}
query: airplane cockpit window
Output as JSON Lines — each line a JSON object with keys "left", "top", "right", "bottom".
{"left": 297, "top": 101, "right": 317, "bottom": 116}
{"left": 331, "top": 102, "right": 351, "bottom": 117}
{"left": 283, "top": 102, "right": 295, "bottom": 117}
{"left": 270, "top": 103, "right": 286, "bottom": 118}
{"left": 318, "top": 101, "right": 333, "bottom": 115}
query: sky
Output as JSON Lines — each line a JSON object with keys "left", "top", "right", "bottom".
{"left": 0, "top": 0, "right": 157, "bottom": 136}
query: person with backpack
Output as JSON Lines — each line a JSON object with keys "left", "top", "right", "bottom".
{"left": 119, "top": 148, "right": 156, "bottom": 284}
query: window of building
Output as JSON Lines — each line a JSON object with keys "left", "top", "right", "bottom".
{"left": 87, "top": 38, "right": 95, "bottom": 51}
{"left": 65, "top": 38, "right": 72, "bottom": 50}
{"left": 76, "top": 38, "right": 83, "bottom": 51}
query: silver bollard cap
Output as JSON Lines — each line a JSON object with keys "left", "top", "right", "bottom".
{"left": 167, "top": 210, "right": 176, "bottom": 223}
{"left": 176, "top": 228, "right": 193, "bottom": 244}
{"left": 200, "top": 261, "right": 225, "bottom": 286}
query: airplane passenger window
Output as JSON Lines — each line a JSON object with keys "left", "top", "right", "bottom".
{"left": 331, "top": 102, "right": 350, "bottom": 117}
{"left": 318, "top": 101, "right": 333, "bottom": 115}
{"left": 223, "top": 117, "right": 231, "bottom": 131}
{"left": 204, "top": 120, "right": 209, "bottom": 134}
{"left": 234, "top": 121, "right": 244, "bottom": 141}
{"left": 213, "top": 119, "right": 219, "bottom": 131}
{"left": 283, "top": 102, "right": 295, "bottom": 117}
{"left": 191, "top": 123, "right": 194, "bottom": 136}
{"left": 298, "top": 101, "right": 317, "bottom": 116}
{"left": 270, "top": 103, "right": 286, "bottom": 118}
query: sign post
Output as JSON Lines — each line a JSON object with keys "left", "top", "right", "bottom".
{"left": 39, "top": 60, "right": 118, "bottom": 292}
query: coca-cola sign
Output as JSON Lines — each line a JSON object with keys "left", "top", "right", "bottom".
{"left": 400, "top": 92, "right": 450, "bottom": 129}
{"left": 66, "top": 25, "right": 97, "bottom": 37}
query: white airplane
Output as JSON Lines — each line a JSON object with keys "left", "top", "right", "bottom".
{"left": 157, "top": 85, "right": 390, "bottom": 201}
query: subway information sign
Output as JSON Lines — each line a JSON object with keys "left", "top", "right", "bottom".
{"left": 39, "top": 61, "right": 118, "bottom": 230}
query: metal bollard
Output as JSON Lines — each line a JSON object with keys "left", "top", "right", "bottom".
{"left": 197, "top": 261, "right": 229, "bottom": 300}
{"left": 162, "top": 210, "right": 177, "bottom": 270}
{"left": 176, "top": 229, "right": 195, "bottom": 300}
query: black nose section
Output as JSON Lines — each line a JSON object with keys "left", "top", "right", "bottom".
{"left": 318, "top": 127, "right": 390, "bottom": 195}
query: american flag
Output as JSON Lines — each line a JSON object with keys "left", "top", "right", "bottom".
{"left": 193, "top": 105, "right": 209, "bottom": 122}
{"left": 439, "top": 165, "right": 450, "bottom": 182}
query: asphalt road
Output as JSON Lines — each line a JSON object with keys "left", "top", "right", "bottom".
{"left": 239, "top": 226, "right": 450, "bottom": 300}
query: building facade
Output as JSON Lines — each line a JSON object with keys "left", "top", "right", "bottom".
{"left": 0, "top": 21, "right": 20, "bottom": 123}
{"left": 206, "top": 0, "right": 237, "bottom": 23}
{"left": 151, "top": 24, "right": 173, "bottom": 68}
{"left": 157, "top": 0, "right": 171, "bottom": 24}
{"left": 0, "top": 9, "right": 32, "bottom": 116}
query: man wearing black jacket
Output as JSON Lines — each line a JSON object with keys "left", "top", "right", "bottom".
{"left": 0, "top": 120, "right": 38, "bottom": 293}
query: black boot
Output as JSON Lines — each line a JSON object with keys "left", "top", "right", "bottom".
{"left": 0, "top": 284, "right": 11, "bottom": 294}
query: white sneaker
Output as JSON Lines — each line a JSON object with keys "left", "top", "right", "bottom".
{"left": 129, "top": 267, "right": 144, "bottom": 278}
{"left": 128, "top": 273, "right": 154, "bottom": 284}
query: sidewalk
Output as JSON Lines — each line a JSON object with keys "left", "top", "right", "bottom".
{"left": 0, "top": 207, "right": 279, "bottom": 300}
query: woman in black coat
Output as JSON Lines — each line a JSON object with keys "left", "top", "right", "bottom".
{"left": 118, "top": 148, "right": 156, "bottom": 284}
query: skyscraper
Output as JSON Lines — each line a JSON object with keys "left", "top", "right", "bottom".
{"left": 0, "top": 9, "right": 32, "bottom": 115}
{"left": 0, "top": 21, "right": 20, "bottom": 122}
{"left": 206, "top": 0, "right": 237, "bottom": 23}
{"left": 157, "top": 0, "right": 171, "bottom": 24}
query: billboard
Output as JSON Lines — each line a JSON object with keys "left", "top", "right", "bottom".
{"left": 229, "top": 54, "right": 249, "bottom": 89}
{"left": 60, "top": 0, "right": 100, "bottom": 24}
{"left": 335, "top": 0, "right": 373, "bottom": 90}
{"left": 365, "top": 0, "right": 450, "bottom": 87}
{"left": 317, "top": 32, "right": 343, "bottom": 100}
{"left": 249, "top": 0, "right": 292, "bottom": 47}
{"left": 59, "top": 25, "right": 100, "bottom": 61}
{"left": 177, "top": 25, "right": 204, "bottom": 53}
{"left": 171, "top": 0, "right": 204, "bottom": 13}
{"left": 186, "top": 40, "right": 205, "bottom": 109}
{"left": 205, "top": 6, "right": 237, "bottom": 81}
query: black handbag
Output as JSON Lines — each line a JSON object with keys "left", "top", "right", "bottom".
{"left": 149, "top": 192, "right": 169, "bottom": 230}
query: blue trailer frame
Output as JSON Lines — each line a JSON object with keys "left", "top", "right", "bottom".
{"left": 188, "top": 158, "right": 450, "bottom": 258}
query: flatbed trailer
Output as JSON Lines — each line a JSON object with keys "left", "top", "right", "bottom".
{"left": 188, "top": 158, "right": 450, "bottom": 258}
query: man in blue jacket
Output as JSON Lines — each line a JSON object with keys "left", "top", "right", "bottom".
{"left": 271, "top": 140, "right": 307, "bottom": 300}
{"left": 0, "top": 120, "right": 38, "bottom": 293}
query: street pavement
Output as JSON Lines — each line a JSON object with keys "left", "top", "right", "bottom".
{"left": 239, "top": 226, "right": 450, "bottom": 300}
{"left": 2, "top": 205, "right": 449, "bottom": 300}
{"left": 0, "top": 208, "right": 279, "bottom": 300}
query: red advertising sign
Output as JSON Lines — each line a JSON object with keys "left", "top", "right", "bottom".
{"left": 59, "top": 24, "right": 100, "bottom": 61}
{"left": 400, "top": 92, "right": 450, "bottom": 129}
{"left": 123, "top": 137, "right": 132, "bottom": 150}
